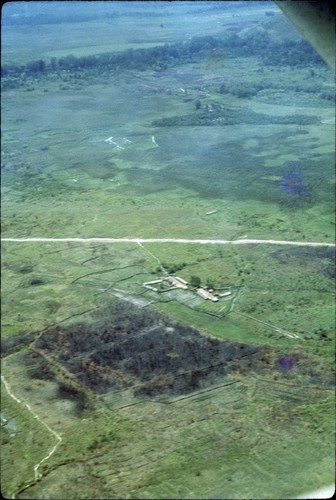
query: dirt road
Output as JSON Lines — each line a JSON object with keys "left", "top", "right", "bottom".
{"left": 1, "top": 237, "right": 335, "bottom": 247}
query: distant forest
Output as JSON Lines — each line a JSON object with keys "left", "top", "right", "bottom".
{"left": 1, "top": 31, "right": 324, "bottom": 89}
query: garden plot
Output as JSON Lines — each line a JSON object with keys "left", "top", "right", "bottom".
{"left": 159, "top": 288, "right": 204, "bottom": 308}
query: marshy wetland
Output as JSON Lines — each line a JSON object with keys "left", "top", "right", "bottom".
{"left": 1, "top": 2, "right": 335, "bottom": 499}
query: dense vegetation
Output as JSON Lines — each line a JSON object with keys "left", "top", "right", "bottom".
{"left": 152, "top": 102, "right": 319, "bottom": 127}
{"left": 1, "top": 31, "right": 324, "bottom": 89}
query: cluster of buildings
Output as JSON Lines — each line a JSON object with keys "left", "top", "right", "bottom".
{"left": 143, "top": 275, "right": 188, "bottom": 292}
{"left": 143, "top": 276, "right": 231, "bottom": 303}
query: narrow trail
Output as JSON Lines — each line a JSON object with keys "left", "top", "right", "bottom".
{"left": 231, "top": 311, "right": 300, "bottom": 339}
{"left": 1, "top": 237, "right": 335, "bottom": 247}
{"left": 137, "top": 241, "right": 163, "bottom": 267}
{"left": 1, "top": 375, "right": 62, "bottom": 492}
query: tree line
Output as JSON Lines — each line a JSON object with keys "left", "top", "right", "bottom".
{"left": 1, "top": 35, "right": 220, "bottom": 79}
{"left": 1, "top": 31, "right": 324, "bottom": 83}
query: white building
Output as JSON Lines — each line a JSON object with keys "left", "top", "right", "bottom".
{"left": 166, "top": 276, "right": 188, "bottom": 289}
{"left": 197, "top": 288, "right": 218, "bottom": 302}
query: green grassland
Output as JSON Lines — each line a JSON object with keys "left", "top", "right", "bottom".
{"left": 2, "top": 241, "right": 334, "bottom": 349}
{"left": 1, "top": 2, "right": 275, "bottom": 65}
{"left": 1, "top": 238, "right": 334, "bottom": 498}
{"left": 2, "top": 347, "right": 334, "bottom": 499}
{"left": 2, "top": 58, "right": 334, "bottom": 241}
{"left": 1, "top": 3, "right": 335, "bottom": 499}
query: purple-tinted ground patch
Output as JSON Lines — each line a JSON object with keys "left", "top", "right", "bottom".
{"left": 281, "top": 171, "right": 305, "bottom": 196}
{"left": 279, "top": 355, "right": 296, "bottom": 371}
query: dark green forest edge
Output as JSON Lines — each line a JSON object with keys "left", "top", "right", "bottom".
{"left": 1, "top": 32, "right": 329, "bottom": 90}
{"left": 2, "top": 32, "right": 332, "bottom": 131}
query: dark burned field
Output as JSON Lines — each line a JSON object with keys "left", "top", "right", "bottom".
{"left": 3, "top": 299, "right": 334, "bottom": 500}
{"left": 25, "top": 300, "right": 332, "bottom": 406}
{"left": 28, "top": 301, "right": 264, "bottom": 400}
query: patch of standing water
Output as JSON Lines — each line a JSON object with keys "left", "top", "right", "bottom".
{"left": 1, "top": 412, "right": 18, "bottom": 436}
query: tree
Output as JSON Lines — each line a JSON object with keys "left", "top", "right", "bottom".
{"left": 50, "top": 57, "right": 57, "bottom": 70}
{"left": 190, "top": 275, "right": 201, "bottom": 288}
{"left": 27, "top": 59, "right": 45, "bottom": 73}
{"left": 206, "top": 278, "right": 215, "bottom": 289}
